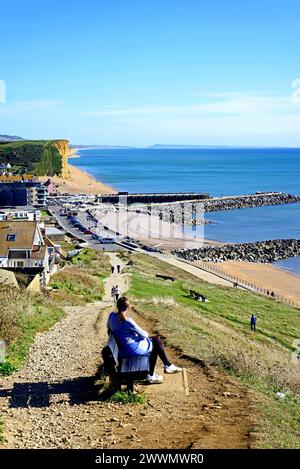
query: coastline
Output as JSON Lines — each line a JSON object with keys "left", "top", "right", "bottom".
{"left": 39, "top": 164, "right": 117, "bottom": 195}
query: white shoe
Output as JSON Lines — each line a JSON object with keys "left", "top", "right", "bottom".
{"left": 164, "top": 364, "right": 182, "bottom": 374}
{"left": 146, "top": 373, "right": 164, "bottom": 384}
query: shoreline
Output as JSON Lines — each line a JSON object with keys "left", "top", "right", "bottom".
{"left": 210, "top": 260, "right": 300, "bottom": 305}
{"left": 39, "top": 164, "right": 118, "bottom": 195}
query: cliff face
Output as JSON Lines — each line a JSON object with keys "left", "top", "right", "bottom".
{"left": 53, "top": 139, "right": 69, "bottom": 180}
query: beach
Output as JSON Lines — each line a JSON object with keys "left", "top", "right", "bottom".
{"left": 210, "top": 260, "right": 300, "bottom": 306}
{"left": 39, "top": 164, "right": 117, "bottom": 195}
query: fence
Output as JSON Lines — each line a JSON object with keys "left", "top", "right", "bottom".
{"left": 187, "top": 258, "right": 300, "bottom": 310}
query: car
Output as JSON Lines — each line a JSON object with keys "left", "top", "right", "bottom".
{"left": 99, "top": 237, "right": 116, "bottom": 244}
{"left": 84, "top": 229, "right": 93, "bottom": 234}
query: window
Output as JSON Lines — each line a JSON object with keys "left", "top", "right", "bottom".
{"left": 7, "top": 234, "right": 16, "bottom": 241}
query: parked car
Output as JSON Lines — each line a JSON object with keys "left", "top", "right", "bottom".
{"left": 99, "top": 237, "right": 116, "bottom": 244}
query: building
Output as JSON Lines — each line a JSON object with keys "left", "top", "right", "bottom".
{"left": 43, "top": 227, "right": 66, "bottom": 242}
{"left": 0, "top": 175, "right": 48, "bottom": 207}
{"left": 0, "top": 208, "right": 41, "bottom": 222}
{"left": 0, "top": 220, "right": 56, "bottom": 285}
{"left": 44, "top": 178, "right": 57, "bottom": 195}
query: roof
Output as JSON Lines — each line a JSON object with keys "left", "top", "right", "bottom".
{"left": 30, "top": 245, "right": 47, "bottom": 260}
{"left": 0, "top": 221, "right": 38, "bottom": 257}
{"left": 45, "top": 227, "right": 65, "bottom": 236}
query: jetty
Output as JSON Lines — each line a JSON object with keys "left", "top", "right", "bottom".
{"left": 97, "top": 191, "right": 209, "bottom": 204}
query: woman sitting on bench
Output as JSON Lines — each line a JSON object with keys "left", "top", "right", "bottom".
{"left": 107, "top": 297, "right": 182, "bottom": 384}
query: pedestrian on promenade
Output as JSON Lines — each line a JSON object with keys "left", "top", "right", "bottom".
{"left": 117, "top": 264, "right": 121, "bottom": 274}
{"left": 111, "top": 266, "right": 115, "bottom": 274}
{"left": 250, "top": 314, "right": 257, "bottom": 331}
{"left": 111, "top": 286, "right": 116, "bottom": 301}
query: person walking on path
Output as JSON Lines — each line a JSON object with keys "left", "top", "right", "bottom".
{"left": 250, "top": 314, "right": 257, "bottom": 331}
{"left": 107, "top": 297, "right": 182, "bottom": 384}
{"left": 117, "top": 264, "right": 121, "bottom": 274}
{"left": 114, "top": 285, "right": 121, "bottom": 302}
{"left": 111, "top": 286, "right": 116, "bottom": 302}
{"left": 111, "top": 266, "right": 115, "bottom": 274}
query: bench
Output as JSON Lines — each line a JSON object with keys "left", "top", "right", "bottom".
{"left": 156, "top": 274, "right": 176, "bottom": 282}
{"left": 189, "top": 290, "right": 208, "bottom": 302}
{"left": 101, "top": 334, "right": 150, "bottom": 392}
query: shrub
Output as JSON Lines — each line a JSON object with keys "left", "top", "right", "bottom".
{"left": 108, "top": 391, "right": 146, "bottom": 405}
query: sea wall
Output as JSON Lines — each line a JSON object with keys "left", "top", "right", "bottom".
{"left": 173, "top": 239, "right": 300, "bottom": 263}
{"left": 202, "top": 192, "right": 300, "bottom": 212}
{"left": 138, "top": 192, "right": 300, "bottom": 226}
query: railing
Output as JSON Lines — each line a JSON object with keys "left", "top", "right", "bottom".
{"left": 6, "top": 259, "right": 45, "bottom": 268}
{"left": 186, "top": 259, "right": 300, "bottom": 310}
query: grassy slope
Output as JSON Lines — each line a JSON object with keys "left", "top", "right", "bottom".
{"left": 0, "top": 287, "right": 65, "bottom": 375}
{"left": 125, "top": 252, "right": 300, "bottom": 448}
{"left": 49, "top": 249, "right": 111, "bottom": 305}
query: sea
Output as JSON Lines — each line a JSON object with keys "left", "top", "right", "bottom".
{"left": 70, "top": 147, "right": 300, "bottom": 276}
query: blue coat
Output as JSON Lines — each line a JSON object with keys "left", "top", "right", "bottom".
{"left": 107, "top": 312, "right": 153, "bottom": 357}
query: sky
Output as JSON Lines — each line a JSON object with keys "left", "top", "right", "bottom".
{"left": 0, "top": 0, "right": 300, "bottom": 146}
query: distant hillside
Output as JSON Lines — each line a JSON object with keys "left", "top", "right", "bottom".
{"left": 0, "top": 134, "right": 24, "bottom": 142}
{"left": 0, "top": 140, "right": 64, "bottom": 176}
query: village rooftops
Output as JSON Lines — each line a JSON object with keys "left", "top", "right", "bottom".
{"left": 0, "top": 220, "right": 43, "bottom": 257}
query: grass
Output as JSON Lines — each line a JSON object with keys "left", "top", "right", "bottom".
{"left": 49, "top": 249, "right": 111, "bottom": 305}
{"left": 41, "top": 209, "right": 51, "bottom": 218}
{"left": 0, "top": 286, "right": 65, "bottom": 375}
{"left": 108, "top": 390, "right": 146, "bottom": 405}
{"left": 127, "top": 252, "right": 300, "bottom": 448}
{"left": 0, "top": 416, "right": 3, "bottom": 443}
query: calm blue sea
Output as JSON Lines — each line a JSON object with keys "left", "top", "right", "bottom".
{"left": 70, "top": 147, "right": 300, "bottom": 275}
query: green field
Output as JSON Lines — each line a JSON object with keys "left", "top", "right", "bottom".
{"left": 125, "top": 252, "right": 300, "bottom": 448}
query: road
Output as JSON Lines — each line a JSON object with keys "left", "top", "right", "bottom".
{"left": 48, "top": 205, "right": 120, "bottom": 252}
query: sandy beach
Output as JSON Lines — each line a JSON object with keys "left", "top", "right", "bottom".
{"left": 211, "top": 260, "right": 300, "bottom": 306}
{"left": 39, "top": 164, "right": 117, "bottom": 195}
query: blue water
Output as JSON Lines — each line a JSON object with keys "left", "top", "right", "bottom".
{"left": 70, "top": 147, "right": 300, "bottom": 275}
{"left": 71, "top": 147, "right": 300, "bottom": 196}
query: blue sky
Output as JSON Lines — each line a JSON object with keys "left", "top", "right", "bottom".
{"left": 0, "top": 0, "right": 299, "bottom": 145}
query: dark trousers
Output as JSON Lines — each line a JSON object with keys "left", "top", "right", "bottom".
{"left": 251, "top": 323, "right": 256, "bottom": 331}
{"left": 149, "top": 336, "right": 171, "bottom": 375}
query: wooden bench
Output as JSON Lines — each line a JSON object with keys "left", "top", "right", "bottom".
{"left": 189, "top": 290, "right": 208, "bottom": 302}
{"left": 156, "top": 274, "right": 176, "bottom": 282}
{"left": 101, "top": 334, "right": 150, "bottom": 392}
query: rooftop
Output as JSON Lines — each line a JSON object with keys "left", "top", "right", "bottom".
{"left": 0, "top": 221, "right": 38, "bottom": 257}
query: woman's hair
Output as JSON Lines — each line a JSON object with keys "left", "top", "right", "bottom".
{"left": 117, "top": 296, "right": 130, "bottom": 321}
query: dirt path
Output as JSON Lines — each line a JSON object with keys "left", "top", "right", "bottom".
{"left": 0, "top": 253, "right": 256, "bottom": 449}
